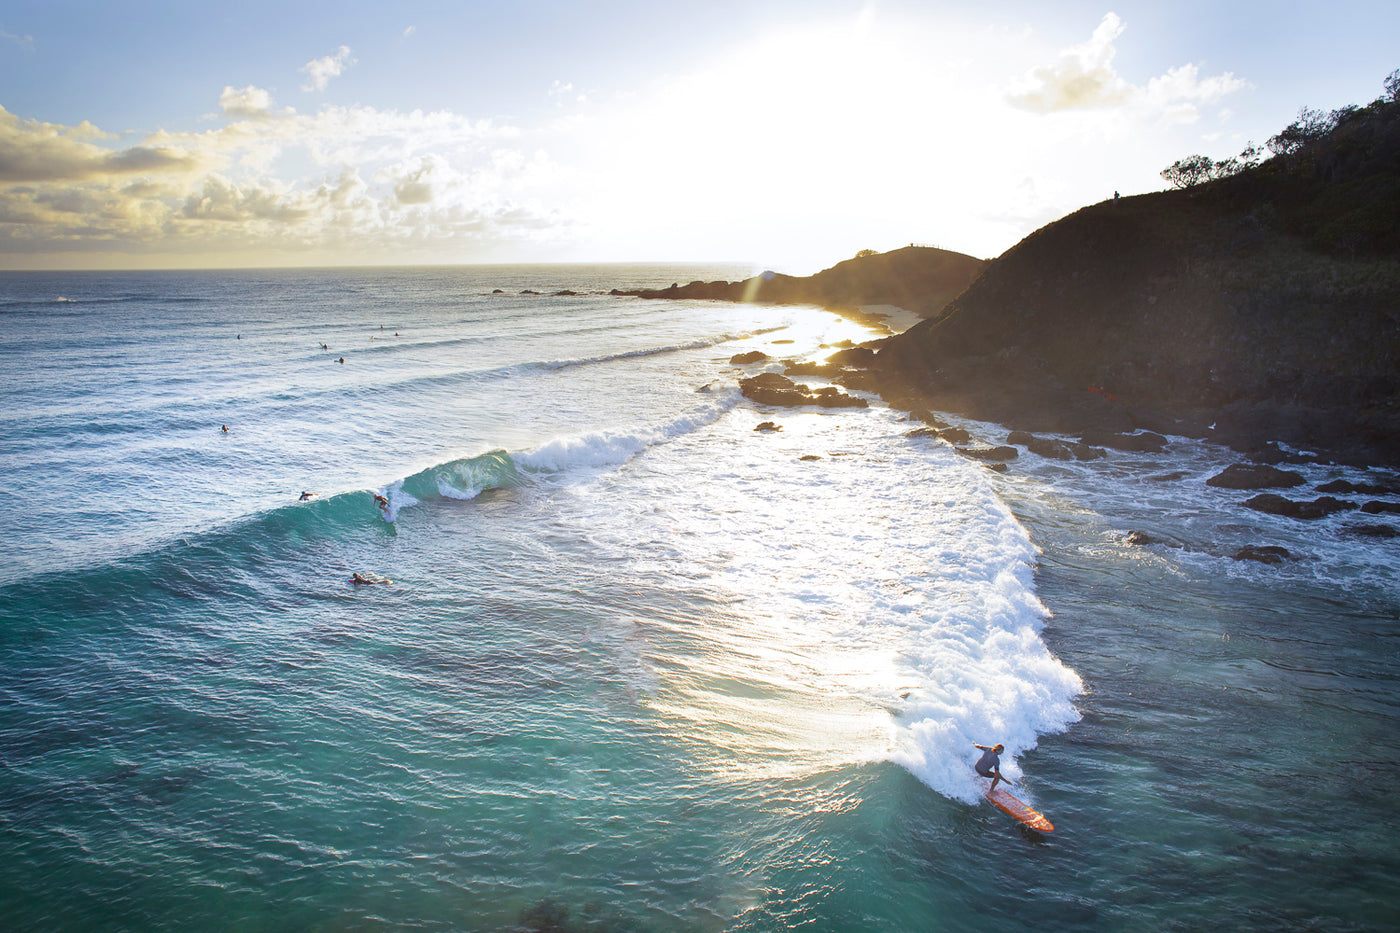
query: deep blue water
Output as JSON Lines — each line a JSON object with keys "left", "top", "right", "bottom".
{"left": 2, "top": 266, "right": 1397, "bottom": 931}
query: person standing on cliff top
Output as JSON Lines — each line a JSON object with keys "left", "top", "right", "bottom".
{"left": 974, "top": 743, "right": 1009, "bottom": 793}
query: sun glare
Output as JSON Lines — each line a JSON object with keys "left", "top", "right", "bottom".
{"left": 563, "top": 10, "right": 1020, "bottom": 269}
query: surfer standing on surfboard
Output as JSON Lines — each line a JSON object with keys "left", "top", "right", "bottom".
{"left": 973, "top": 743, "right": 1008, "bottom": 792}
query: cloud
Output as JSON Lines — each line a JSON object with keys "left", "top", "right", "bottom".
{"left": 403, "top": 25, "right": 416, "bottom": 39}
{"left": 1008, "top": 13, "right": 1131, "bottom": 111}
{"left": 549, "top": 80, "right": 585, "bottom": 106}
{"left": 219, "top": 85, "right": 275, "bottom": 119}
{"left": 2, "top": 26, "right": 34, "bottom": 49}
{"left": 300, "top": 45, "right": 355, "bottom": 92}
{"left": 0, "top": 105, "right": 200, "bottom": 182}
{"left": 181, "top": 175, "right": 313, "bottom": 223}
{"left": 1008, "top": 14, "right": 1247, "bottom": 119}
{"left": 0, "top": 96, "right": 567, "bottom": 263}
{"left": 386, "top": 154, "right": 446, "bottom": 205}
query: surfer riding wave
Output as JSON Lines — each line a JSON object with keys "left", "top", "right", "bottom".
{"left": 973, "top": 742, "right": 1007, "bottom": 792}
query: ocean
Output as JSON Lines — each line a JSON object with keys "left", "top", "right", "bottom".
{"left": 1, "top": 265, "right": 1397, "bottom": 931}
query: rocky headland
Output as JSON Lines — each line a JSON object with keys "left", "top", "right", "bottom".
{"left": 617, "top": 79, "right": 1400, "bottom": 471}
{"left": 871, "top": 82, "right": 1400, "bottom": 468}
{"left": 611, "top": 245, "right": 986, "bottom": 327}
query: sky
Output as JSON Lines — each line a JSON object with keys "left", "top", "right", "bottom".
{"left": 1, "top": 0, "right": 1396, "bottom": 273}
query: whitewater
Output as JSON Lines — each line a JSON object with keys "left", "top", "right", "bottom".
{"left": 2, "top": 265, "right": 1397, "bottom": 931}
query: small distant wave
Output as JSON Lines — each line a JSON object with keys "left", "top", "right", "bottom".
{"left": 0, "top": 294, "right": 211, "bottom": 312}
{"left": 537, "top": 327, "right": 789, "bottom": 372}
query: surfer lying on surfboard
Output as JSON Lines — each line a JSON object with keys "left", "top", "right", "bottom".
{"left": 973, "top": 742, "right": 1010, "bottom": 792}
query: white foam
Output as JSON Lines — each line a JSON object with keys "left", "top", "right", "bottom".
{"left": 377, "top": 482, "right": 419, "bottom": 523}
{"left": 514, "top": 388, "right": 741, "bottom": 475}
{"left": 558, "top": 403, "right": 1084, "bottom": 800}
{"left": 436, "top": 478, "right": 483, "bottom": 500}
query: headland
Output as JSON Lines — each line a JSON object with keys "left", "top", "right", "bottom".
{"left": 615, "top": 80, "right": 1400, "bottom": 469}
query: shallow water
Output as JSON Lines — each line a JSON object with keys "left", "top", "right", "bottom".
{"left": 1, "top": 266, "right": 1397, "bottom": 931}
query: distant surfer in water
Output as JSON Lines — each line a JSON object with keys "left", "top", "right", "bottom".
{"left": 299, "top": 491, "right": 315, "bottom": 501}
{"left": 373, "top": 493, "right": 390, "bottom": 513}
{"left": 974, "top": 743, "right": 1008, "bottom": 793}
{"left": 350, "top": 572, "right": 390, "bottom": 585}
{"left": 221, "top": 424, "right": 229, "bottom": 433}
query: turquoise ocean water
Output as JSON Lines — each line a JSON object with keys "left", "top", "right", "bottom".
{"left": 1, "top": 266, "right": 1397, "bottom": 931}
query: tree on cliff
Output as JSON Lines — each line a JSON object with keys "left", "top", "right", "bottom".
{"left": 1161, "top": 154, "right": 1216, "bottom": 188}
{"left": 1161, "top": 143, "right": 1262, "bottom": 188}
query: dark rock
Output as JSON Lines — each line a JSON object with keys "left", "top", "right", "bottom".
{"left": 1243, "top": 494, "right": 1357, "bottom": 519}
{"left": 938, "top": 427, "right": 971, "bottom": 444}
{"left": 1068, "top": 442, "right": 1107, "bottom": 461}
{"left": 739, "top": 373, "right": 808, "bottom": 406}
{"left": 826, "top": 346, "right": 877, "bottom": 367}
{"left": 958, "top": 445, "right": 1019, "bottom": 462}
{"left": 910, "top": 411, "right": 949, "bottom": 429}
{"left": 811, "top": 386, "right": 869, "bottom": 408}
{"left": 730, "top": 351, "right": 770, "bottom": 364}
{"left": 1147, "top": 471, "right": 1189, "bottom": 482}
{"left": 985, "top": 462, "right": 1010, "bottom": 473}
{"left": 1126, "top": 531, "right": 1181, "bottom": 548}
{"left": 739, "top": 372, "right": 865, "bottom": 408}
{"left": 1081, "top": 430, "right": 1168, "bottom": 452}
{"left": 754, "top": 421, "right": 781, "bottom": 432}
{"left": 553, "top": 290, "right": 577, "bottom": 296}
{"left": 1361, "top": 500, "right": 1400, "bottom": 514}
{"left": 1343, "top": 523, "right": 1398, "bottom": 538}
{"left": 1233, "top": 545, "right": 1292, "bottom": 565}
{"left": 1317, "top": 479, "right": 1393, "bottom": 495}
{"left": 1006, "top": 430, "right": 1076, "bottom": 459}
{"left": 799, "top": 454, "right": 821, "bottom": 461}
{"left": 491, "top": 288, "right": 504, "bottom": 294}
{"left": 905, "top": 427, "right": 941, "bottom": 438}
{"left": 1249, "top": 442, "right": 1318, "bottom": 465}
{"left": 745, "top": 372, "right": 798, "bottom": 391}
{"left": 520, "top": 289, "right": 540, "bottom": 295}
{"left": 1206, "top": 463, "right": 1308, "bottom": 489}
{"left": 783, "top": 360, "right": 837, "bottom": 377}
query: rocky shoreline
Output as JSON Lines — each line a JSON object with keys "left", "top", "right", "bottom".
{"left": 715, "top": 331, "right": 1400, "bottom": 566}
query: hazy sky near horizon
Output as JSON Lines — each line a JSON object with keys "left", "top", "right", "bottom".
{"left": 2, "top": 0, "right": 1396, "bottom": 273}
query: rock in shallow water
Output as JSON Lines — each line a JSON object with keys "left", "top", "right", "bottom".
{"left": 1243, "top": 494, "right": 1356, "bottom": 519}
{"left": 1206, "top": 463, "right": 1307, "bottom": 489}
{"left": 1233, "top": 545, "right": 1292, "bottom": 565}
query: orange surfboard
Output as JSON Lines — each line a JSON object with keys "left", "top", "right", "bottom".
{"left": 986, "top": 786, "right": 1054, "bottom": 832}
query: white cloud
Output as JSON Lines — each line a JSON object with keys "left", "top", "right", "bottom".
{"left": 1008, "top": 13, "right": 1131, "bottom": 111}
{"left": 218, "top": 85, "right": 275, "bottom": 119}
{"left": 0, "top": 94, "right": 567, "bottom": 264}
{"left": 403, "top": 25, "right": 416, "bottom": 39}
{"left": 385, "top": 154, "right": 448, "bottom": 205}
{"left": 549, "top": 80, "right": 586, "bottom": 107}
{"left": 0, "top": 105, "right": 199, "bottom": 182}
{"left": 1009, "top": 14, "right": 1248, "bottom": 120}
{"left": 2, "top": 26, "right": 34, "bottom": 49}
{"left": 300, "top": 45, "right": 355, "bottom": 92}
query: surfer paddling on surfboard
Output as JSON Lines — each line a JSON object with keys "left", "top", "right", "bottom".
{"left": 973, "top": 742, "right": 1009, "bottom": 793}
